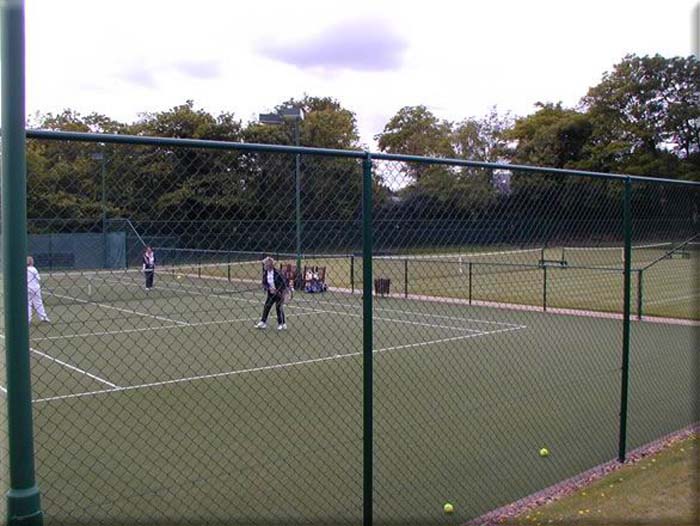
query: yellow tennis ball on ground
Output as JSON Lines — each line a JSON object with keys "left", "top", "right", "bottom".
{"left": 177, "top": 274, "right": 183, "bottom": 280}
{"left": 539, "top": 447, "right": 550, "bottom": 457}
{"left": 443, "top": 502, "right": 454, "bottom": 514}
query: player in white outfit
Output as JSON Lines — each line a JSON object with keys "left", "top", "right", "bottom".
{"left": 27, "top": 256, "right": 50, "bottom": 323}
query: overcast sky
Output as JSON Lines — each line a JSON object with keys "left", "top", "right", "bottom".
{"left": 22, "top": 0, "right": 699, "bottom": 147}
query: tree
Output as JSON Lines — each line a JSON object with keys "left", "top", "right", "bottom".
{"left": 506, "top": 102, "right": 594, "bottom": 168}
{"left": 242, "top": 96, "right": 364, "bottom": 228}
{"left": 582, "top": 54, "right": 700, "bottom": 175}
{"left": 376, "top": 105, "right": 453, "bottom": 182}
{"left": 120, "top": 101, "right": 245, "bottom": 233}
{"left": 26, "top": 110, "right": 126, "bottom": 231}
{"left": 452, "top": 107, "right": 513, "bottom": 163}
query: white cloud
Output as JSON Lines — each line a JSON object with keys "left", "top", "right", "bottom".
{"left": 21, "top": 0, "right": 699, "bottom": 146}
{"left": 257, "top": 17, "right": 408, "bottom": 72}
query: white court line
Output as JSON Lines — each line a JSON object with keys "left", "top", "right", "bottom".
{"left": 371, "top": 305, "right": 523, "bottom": 328}
{"left": 30, "top": 347, "right": 119, "bottom": 388}
{"left": 644, "top": 293, "right": 700, "bottom": 306}
{"left": 0, "top": 385, "right": 6, "bottom": 394}
{"left": 374, "top": 325, "right": 524, "bottom": 353}
{"left": 32, "top": 311, "right": 321, "bottom": 342}
{"left": 33, "top": 324, "right": 525, "bottom": 403}
{"left": 49, "top": 292, "right": 190, "bottom": 326}
{"left": 288, "top": 302, "right": 484, "bottom": 333}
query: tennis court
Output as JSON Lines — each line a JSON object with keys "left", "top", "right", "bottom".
{"left": 2, "top": 263, "right": 694, "bottom": 524}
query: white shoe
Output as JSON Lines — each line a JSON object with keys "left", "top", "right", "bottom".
{"left": 255, "top": 321, "right": 267, "bottom": 329}
{"left": 41, "top": 318, "right": 51, "bottom": 323}
{"left": 277, "top": 324, "right": 287, "bottom": 331}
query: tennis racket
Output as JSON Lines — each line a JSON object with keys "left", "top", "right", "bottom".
{"left": 281, "top": 286, "right": 294, "bottom": 304}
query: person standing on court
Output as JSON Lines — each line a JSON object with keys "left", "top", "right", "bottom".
{"left": 255, "top": 256, "right": 288, "bottom": 330}
{"left": 27, "top": 256, "right": 50, "bottom": 323}
{"left": 142, "top": 246, "right": 156, "bottom": 290}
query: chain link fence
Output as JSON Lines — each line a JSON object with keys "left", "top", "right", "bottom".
{"left": 1, "top": 130, "right": 698, "bottom": 525}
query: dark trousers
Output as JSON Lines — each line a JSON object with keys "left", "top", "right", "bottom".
{"left": 145, "top": 269, "right": 155, "bottom": 289}
{"left": 261, "top": 291, "right": 285, "bottom": 324}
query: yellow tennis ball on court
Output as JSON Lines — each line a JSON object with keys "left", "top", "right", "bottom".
{"left": 539, "top": 447, "right": 550, "bottom": 457}
{"left": 177, "top": 275, "right": 183, "bottom": 280}
{"left": 443, "top": 502, "right": 454, "bottom": 514}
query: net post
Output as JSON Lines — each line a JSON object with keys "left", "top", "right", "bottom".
{"left": 48, "top": 234, "right": 53, "bottom": 271}
{"left": 618, "top": 176, "right": 633, "bottom": 463}
{"left": 227, "top": 253, "right": 231, "bottom": 282}
{"left": 361, "top": 152, "right": 373, "bottom": 526}
{"left": 543, "top": 264, "right": 548, "bottom": 311}
{"left": 1, "top": 1, "right": 44, "bottom": 524}
{"left": 351, "top": 254, "right": 355, "bottom": 294}
{"left": 468, "top": 262, "right": 473, "bottom": 305}
{"left": 404, "top": 258, "right": 408, "bottom": 298}
{"left": 636, "top": 269, "right": 643, "bottom": 320}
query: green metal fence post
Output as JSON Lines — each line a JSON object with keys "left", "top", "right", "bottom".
{"left": 618, "top": 176, "right": 633, "bottom": 463}
{"left": 362, "top": 152, "right": 373, "bottom": 526}
{"left": 1, "top": 1, "right": 44, "bottom": 524}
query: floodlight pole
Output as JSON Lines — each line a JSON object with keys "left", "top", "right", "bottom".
{"left": 259, "top": 108, "right": 303, "bottom": 286}
{"left": 92, "top": 150, "right": 107, "bottom": 267}
{"left": 294, "top": 120, "right": 301, "bottom": 287}
{"left": 1, "top": 0, "right": 44, "bottom": 524}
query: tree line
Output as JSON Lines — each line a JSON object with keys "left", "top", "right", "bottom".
{"left": 27, "top": 54, "right": 699, "bottom": 249}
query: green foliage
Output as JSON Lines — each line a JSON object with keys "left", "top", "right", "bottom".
{"left": 24, "top": 53, "right": 699, "bottom": 235}
{"left": 507, "top": 102, "right": 594, "bottom": 169}
{"left": 129, "top": 99, "right": 242, "bottom": 141}
{"left": 582, "top": 54, "right": 700, "bottom": 176}
{"left": 453, "top": 107, "right": 513, "bottom": 163}
{"left": 377, "top": 105, "right": 453, "bottom": 158}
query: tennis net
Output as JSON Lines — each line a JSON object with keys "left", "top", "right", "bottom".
{"left": 560, "top": 241, "right": 699, "bottom": 268}
{"left": 373, "top": 248, "right": 544, "bottom": 277}
{"left": 42, "top": 260, "right": 264, "bottom": 307}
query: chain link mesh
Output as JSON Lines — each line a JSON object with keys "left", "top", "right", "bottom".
{"left": 0, "top": 132, "right": 697, "bottom": 524}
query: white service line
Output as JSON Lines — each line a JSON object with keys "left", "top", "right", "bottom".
{"left": 49, "top": 292, "right": 190, "bottom": 326}
{"left": 32, "top": 322, "right": 186, "bottom": 341}
{"left": 30, "top": 347, "right": 119, "bottom": 388}
{"left": 644, "top": 293, "right": 700, "bottom": 306}
{"left": 371, "top": 306, "right": 525, "bottom": 328}
{"left": 288, "top": 301, "right": 483, "bottom": 333}
{"left": 374, "top": 325, "right": 524, "bottom": 353}
{"left": 106, "top": 274, "right": 517, "bottom": 330}
{"left": 32, "top": 312, "right": 321, "bottom": 342}
{"left": 33, "top": 324, "right": 525, "bottom": 404}
{"left": 290, "top": 293, "right": 526, "bottom": 328}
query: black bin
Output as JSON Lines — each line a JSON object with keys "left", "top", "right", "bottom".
{"left": 374, "top": 278, "right": 391, "bottom": 296}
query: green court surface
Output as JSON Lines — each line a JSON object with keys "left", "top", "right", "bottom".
{"left": 4, "top": 270, "right": 695, "bottom": 525}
